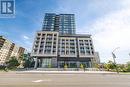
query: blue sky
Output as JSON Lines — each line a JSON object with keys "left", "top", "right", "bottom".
{"left": 0, "top": 0, "right": 130, "bottom": 64}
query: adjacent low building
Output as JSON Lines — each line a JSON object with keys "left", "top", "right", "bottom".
{"left": 0, "top": 36, "right": 25, "bottom": 65}
{"left": 0, "top": 36, "right": 12, "bottom": 65}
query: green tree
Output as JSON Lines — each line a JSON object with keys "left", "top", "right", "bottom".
{"left": 23, "top": 59, "right": 31, "bottom": 68}
{"left": 94, "top": 63, "right": 100, "bottom": 69}
{"left": 0, "top": 65, "right": 6, "bottom": 70}
{"left": 23, "top": 53, "right": 34, "bottom": 68}
{"left": 118, "top": 64, "right": 127, "bottom": 72}
{"left": 6, "top": 57, "right": 20, "bottom": 70}
{"left": 104, "top": 61, "right": 115, "bottom": 71}
{"left": 127, "top": 62, "right": 130, "bottom": 72}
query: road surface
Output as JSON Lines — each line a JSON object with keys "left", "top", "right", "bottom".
{"left": 0, "top": 72, "right": 130, "bottom": 87}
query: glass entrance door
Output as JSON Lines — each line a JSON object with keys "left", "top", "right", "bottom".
{"left": 41, "top": 58, "right": 51, "bottom": 68}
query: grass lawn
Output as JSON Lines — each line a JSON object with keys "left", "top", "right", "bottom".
{"left": 119, "top": 72, "right": 130, "bottom": 74}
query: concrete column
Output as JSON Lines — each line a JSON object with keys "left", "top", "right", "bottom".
{"left": 77, "top": 61, "right": 80, "bottom": 68}
{"left": 52, "top": 58, "right": 57, "bottom": 68}
{"left": 34, "top": 57, "right": 38, "bottom": 69}
{"left": 89, "top": 60, "right": 92, "bottom": 68}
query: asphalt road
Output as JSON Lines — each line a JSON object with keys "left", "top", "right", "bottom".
{"left": 0, "top": 72, "right": 130, "bottom": 87}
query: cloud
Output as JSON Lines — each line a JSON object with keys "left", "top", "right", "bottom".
{"left": 20, "top": 35, "right": 32, "bottom": 51}
{"left": 87, "top": 4, "right": 130, "bottom": 63}
{"left": 56, "top": 0, "right": 123, "bottom": 27}
{"left": 55, "top": 0, "right": 130, "bottom": 63}
{"left": 23, "top": 35, "right": 30, "bottom": 40}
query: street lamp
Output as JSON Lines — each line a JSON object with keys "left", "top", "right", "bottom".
{"left": 112, "top": 47, "right": 120, "bottom": 74}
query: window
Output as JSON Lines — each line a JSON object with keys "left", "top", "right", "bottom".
{"left": 41, "top": 38, "right": 45, "bottom": 40}
{"left": 79, "top": 43, "right": 83, "bottom": 46}
{"left": 40, "top": 45, "right": 44, "bottom": 48}
{"left": 34, "top": 49, "right": 37, "bottom": 53}
{"left": 42, "top": 33, "right": 45, "bottom": 35}
{"left": 86, "top": 47, "right": 89, "bottom": 49}
{"left": 86, "top": 51, "right": 90, "bottom": 54}
{"left": 37, "top": 33, "right": 41, "bottom": 36}
{"left": 41, "top": 58, "right": 51, "bottom": 68}
{"left": 39, "top": 49, "right": 43, "bottom": 54}
{"left": 80, "top": 51, "right": 85, "bottom": 54}
{"left": 85, "top": 43, "right": 89, "bottom": 45}
{"left": 66, "top": 51, "right": 69, "bottom": 55}
{"left": 70, "top": 43, "right": 74, "bottom": 45}
{"left": 44, "top": 50, "right": 51, "bottom": 53}
{"left": 36, "top": 37, "right": 40, "bottom": 40}
{"left": 70, "top": 51, "right": 75, "bottom": 54}
{"left": 84, "top": 40, "right": 88, "bottom": 42}
{"left": 53, "top": 42, "right": 56, "bottom": 44}
{"left": 79, "top": 40, "right": 83, "bottom": 42}
{"left": 92, "top": 51, "right": 94, "bottom": 54}
{"left": 90, "top": 43, "right": 92, "bottom": 46}
{"left": 41, "top": 41, "right": 44, "bottom": 44}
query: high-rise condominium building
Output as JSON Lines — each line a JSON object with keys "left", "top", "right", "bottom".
{"left": 0, "top": 36, "right": 25, "bottom": 65}
{"left": 42, "top": 13, "right": 75, "bottom": 35}
{"left": 31, "top": 13, "right": 99, "bottom": 68}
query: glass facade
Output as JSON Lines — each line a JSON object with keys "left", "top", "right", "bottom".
{"left": 59, "top": 14, "right": 75, "bottom": 35}
{"left": 41, "top": 58, "right": 51, "bottom": 68}
{"left": 42, "top": 13, "right": 56, "bottom": 31}
{"left": 42, "top": 13, "right": 75, "bottom": 35}
{"left": 58, "top": 61, "right": 91, "bottom": 68}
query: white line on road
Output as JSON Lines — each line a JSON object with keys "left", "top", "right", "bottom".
{"left": 48, "top": 74, "right": 75, "bottom": 75}
{"left": 32, "top": 79, "right": 51, "bottom": 83}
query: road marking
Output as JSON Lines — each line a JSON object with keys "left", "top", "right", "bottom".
{"left": 48, "top": 74, "right": 75, "bottom": 76}
{"left": 32, "top": 80, "right": 43, "bottom": 83}
{"left": 32, "top": 79, "right": 51, "bottom": 83}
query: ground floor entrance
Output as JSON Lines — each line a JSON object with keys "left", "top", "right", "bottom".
{"left": 35, "top": 57, "right": 93, "bottom": 68}
{"left": 58, "top": 61, "right": 92, "bottom": 68}
{"left": 36, "top": 57, "right": 57, "bottom": 68}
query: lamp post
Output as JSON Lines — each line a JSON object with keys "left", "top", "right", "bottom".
{"left": 112, "top": 47, "right": 120, "bottom": 74}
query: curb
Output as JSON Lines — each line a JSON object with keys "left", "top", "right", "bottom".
{"left": 16, "top": 71, "right": 117, "bottom": 75}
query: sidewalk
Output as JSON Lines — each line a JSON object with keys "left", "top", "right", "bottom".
{"left": 17, "top": 70, "right": 117, "bottom": 74}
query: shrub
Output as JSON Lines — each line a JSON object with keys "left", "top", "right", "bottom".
{"left": 0, "top": 65, "right": 6, "bottom": 70}
{"left": 64, "top": 64, "right": 68, "bottom": 70}
{"left": 80, "top": 64, "right": 84, "bottom": 69}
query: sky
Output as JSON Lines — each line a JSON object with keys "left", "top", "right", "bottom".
{"left": 0, "top": 0, "right": 130, "bottom": 64}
